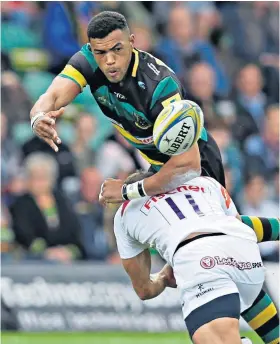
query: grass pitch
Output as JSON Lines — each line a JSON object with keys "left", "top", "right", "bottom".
{"left": 1, "top": 331, "right": 264, "bottom": 344}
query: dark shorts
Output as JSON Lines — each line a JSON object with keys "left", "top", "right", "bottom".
{"left": 148, "top": 133, "right": 226, "bottom": 187}
{"left": 185, "top": 293, "right": 240, "bottom": 338}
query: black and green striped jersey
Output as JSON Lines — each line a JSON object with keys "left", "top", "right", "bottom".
{"left": 59, "top": 44, "right": 207, "bottom": 171}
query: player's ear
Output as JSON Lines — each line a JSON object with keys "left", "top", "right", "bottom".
{"left": 129, "top": 34, "right": 135, "bottom": 48}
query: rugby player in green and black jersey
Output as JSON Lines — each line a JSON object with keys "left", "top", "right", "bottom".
{"left": 31, "top": 11, "right": 224, "bottom": 199}
{"left": 30, "top": 12, "right": 279, "bottom": 344}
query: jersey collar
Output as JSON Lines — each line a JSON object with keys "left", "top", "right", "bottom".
{"left": 109, "top": 49, "right": 139, "bottom": 90}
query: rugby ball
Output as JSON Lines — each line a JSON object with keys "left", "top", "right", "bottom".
{"left": 153, "top": 100, "right": 204, "bottom": 156}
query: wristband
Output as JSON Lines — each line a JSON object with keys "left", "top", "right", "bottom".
{"left": 122, "top": 180, "right": 148, "bottom": 200}
{"left": 31, "top": 112, "right": 46, "bottom": 131}
{"left": 121, "top": 184, "right": 129, "bottom": 201}
{"left": 138, "top": 180, "right": 148, "bottom": 197}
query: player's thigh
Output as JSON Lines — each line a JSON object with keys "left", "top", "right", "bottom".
{"left": 183, "top": 279, "right": 241, "bottom": 339}
{"left": 192, "top": 316, "right": 241, "bottom": 344}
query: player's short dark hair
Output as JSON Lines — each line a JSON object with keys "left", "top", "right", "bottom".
{"left": 125, "top": 170, "right": 154, "bottom": 185}
{"left": 87, "top": 11, "right": 129, "bottom": 39}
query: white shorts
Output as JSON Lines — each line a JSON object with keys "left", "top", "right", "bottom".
{"left": 173, "top": 235, "right": 265, "bottom": 320}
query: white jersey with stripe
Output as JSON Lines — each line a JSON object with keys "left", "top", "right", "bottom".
{"left": 114, "top": 177, "right": 257, "bottom": 266}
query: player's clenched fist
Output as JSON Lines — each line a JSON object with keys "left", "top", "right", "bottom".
{"left": 161, "top": 264, "right": 177, "bottom": 288}
{"left": 99, "top": 178, "right": 124, "bottom": 205}
{"left": 31, "top": 108, "right": 65, "bottom": 152}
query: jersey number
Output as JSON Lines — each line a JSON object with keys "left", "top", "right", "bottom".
{"left": 165, "top": 194, "right": 204, "bottom": 219}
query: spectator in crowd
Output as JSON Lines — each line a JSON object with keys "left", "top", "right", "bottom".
{"left": 244, "top": 104, "right": 279, "bottom": 177}
{"left": 193, "top": 2, "right": 221, "bottom": 42}
{"left": 1, "top": 71, "right": 32, "bottom": 125}
{"left": 42, "top": 2, "right": 81, "bottom": 74}
{"left": 130, "top": 23, "right": 161, "bottom": 58}
{"left": 1, "top": 112, "right": 22, "bottom": 194}
{"left": 269, "top": 167, "right": 279, "bottom": 204}
{"left": 220, "top": 2, "right": 279, "bottom": 67}
{"left": 184, "top": 63, "right": 234, "bottom": 126}
{"left": 70, "top": 167, "right": 109, "bottom": 260}
{"left": 241, "top": 173, "right": 279, "bottom": 217}
{"left": 96, "top": 130, "right": 149, "bottom": 180}
{"left": 1, "top": 204, "right": 15, "bottom": 261}
{"left": 240, "top": 172, "right": 279, "bottom": 261}
{"left": 9, "top": 153, "right": 85, "bottom": 263}
{"left": 232, "top": 64, "right": 267, "bottom": 143}
{"left": 156, "top": 5, "right": 229, "bottom": 95}
{"left": 22, "top": 126, "right": 77, "bottom": 186}
{"left": 70, "top": 113, "right": 97, "bottom": 175}
{"left": 208, "top": 119, "right": 244, "bottom": 202}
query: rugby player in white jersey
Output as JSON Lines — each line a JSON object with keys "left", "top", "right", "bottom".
{"left": 113, "top": 171, "right": 265, "bottom": 344}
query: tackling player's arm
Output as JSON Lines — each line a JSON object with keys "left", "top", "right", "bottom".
{"left": 122, "top": 250, "right": 174, "bottom": 300}
{"left": 114, "top": 208, "right": 176, "bottom": 300}
{"left": 144, "top": 76, "right": 201, "bottom": 195}
{"left": 30, "top": 52, "right": 87, "bottom": 152}
{"left": 144, "top": 144, "right": 201, "bottom": 195}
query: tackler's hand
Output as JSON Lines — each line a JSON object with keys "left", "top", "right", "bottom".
{"left": 99, "top": 178, "right": 124, "bottom": 205}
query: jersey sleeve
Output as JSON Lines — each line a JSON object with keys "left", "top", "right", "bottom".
{"left": 149, "top": 75, "right": 185, "bottom": 121}
{"left": 219, "top": 185, "right": 238, "bottom": 216}
{"left": 114, "top": 208, "right": 148, "bottom": 259}
{"left": 59, "top": 51, "right": 91, "bottom": 90}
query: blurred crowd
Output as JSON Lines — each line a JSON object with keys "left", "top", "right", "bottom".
{"left": 1, "top": 1, "right": 279, "bottom": 264}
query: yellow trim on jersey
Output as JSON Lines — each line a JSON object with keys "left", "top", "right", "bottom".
{"left": 268, "top": 338, "right": 280, "bottom": 344}
{"left": 112, "top": 124, "right": 143, "bottom": 144}
{"left": 161, "top": 93, "right": 181, "bottom": 108}
{"left": 250, "top": 216, "right": 264, "bottom": 242}
{"left": 139, "top": 151, "right": 164, "bottom": 166}
{"left": 249, "top": 303, "right": 277, "bottom": 330}
{"left": 193, "top": 105, "right": 202, "bottom": 144}
{"left": 60, "top": 65, "right": 87, "bottom": 89}
{"left": 132, "top": 49, "right": 139, "bottom": 77}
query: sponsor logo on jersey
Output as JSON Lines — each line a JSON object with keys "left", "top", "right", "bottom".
{"left": 97, "top": 96, "right": 111, "bottom": 107}
{"left": 141, "top": 184, "right": 206, "bottom": 214}
{"left": 114, "top": 92, "right": 126, "bottom": 100}
{"left": 136, "top": 136, "right": 154, "bottom": 144}
{"left": 133, "top": 113, "right": 152, "bottom": 129}
{"left": 147, "top": 63, "right": 160, "bottom": 76}
{"left": 138, "top": 81, "right": 146, "bottom": 89}
{"left": 196, "top": 283, "right": 214, "bottom": 298}
{"left": 200, "top": 256, "right": 216, "bottom": 269}
{"left": 214, "top": 256, "right": 263, "bottom": 270}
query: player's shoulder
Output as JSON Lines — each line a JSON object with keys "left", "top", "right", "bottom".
{"left": 68, "top": 44, "right": 99, "bottom": 74}
{"left": 137, "top": 49, "right": 177, "bottom": 83}
{"left": 192, "top": 176, "right": 221, "bottom": 189}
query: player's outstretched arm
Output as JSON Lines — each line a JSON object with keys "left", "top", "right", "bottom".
{"left": 99, "top": 143, "right": 201, "bottom": 204}
{"left": 239, "top": 215, "right": 279, "bottom": 243}
{"left": 122, "top": 250, "right": 176, "bottom": 300}
{"left": 30, "top": 76, "right": 81, "bottom": 152}
{"left": 143, "top": 143, "right": 201, "bottom": 195}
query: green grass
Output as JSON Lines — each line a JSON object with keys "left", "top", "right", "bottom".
{"left": 1, "top": 332, "right": 264, "bottom": 344}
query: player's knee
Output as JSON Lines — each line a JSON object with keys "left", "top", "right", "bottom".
{"left": 206, "top": 317, "right": 240, "bottom": 339}
{"left": 192, "top": 318, "right": 240, "bottom": 344}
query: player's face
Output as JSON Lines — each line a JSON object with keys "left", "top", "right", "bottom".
{"left": 90, "top": 29, "right": 135, "bottom": 83}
